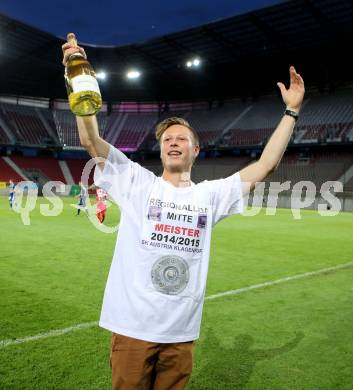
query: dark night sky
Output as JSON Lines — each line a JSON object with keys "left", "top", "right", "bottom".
{"left": 0, "top": 0, "right": 285, "bottom": 46}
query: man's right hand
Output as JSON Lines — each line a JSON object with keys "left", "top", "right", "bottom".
{"left": 61, "top": 42, "right": 87, "bottom": 66}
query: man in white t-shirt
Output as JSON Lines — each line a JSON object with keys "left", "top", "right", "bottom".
{"left": 62, "top": 42, "right": 305, "bottom": 389}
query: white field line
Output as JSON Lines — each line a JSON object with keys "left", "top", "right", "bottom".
{"left": 205, "top": 261, "right": 353, "bottom": 301}
{"left": 0, "top": 321, "right": 98, "bottom": 349}
{"left": 1, "top": 261, "right": 353, "bottom": 349}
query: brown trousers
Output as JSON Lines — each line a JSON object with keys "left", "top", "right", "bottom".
{"left": 110, "top": 333, "right": 195, "bottom": 390}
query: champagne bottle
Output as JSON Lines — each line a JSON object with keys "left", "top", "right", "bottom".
{"left": 65, "top": 33, "right": 102, "bottom": 116}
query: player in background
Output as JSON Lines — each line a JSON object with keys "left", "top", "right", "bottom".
{"left": 76, "top": 181, "right": 88, "bottom": 216}
{"left": 96, "top": 187, "right": 108, "bottom": 223}
{"left": 8, "top": 179, "right": 16, "bottom": 209}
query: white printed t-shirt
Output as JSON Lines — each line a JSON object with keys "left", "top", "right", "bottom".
{"left": 94, "top": 145, "right": 244, "bottom": 343}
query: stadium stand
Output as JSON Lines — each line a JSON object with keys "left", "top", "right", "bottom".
{"left": 110, "top": 112, "right": 158, "bottom": 151}
{"left": 266, "top": 152, "right": 353, "bottom": 189}
{"left": 225, "top": 128, "right": 274, "bottom": 146}
{"left": 347, "top": 128, "right": 353, "bottom": 141}
{"left": 0, "top": 89, "right": 352, "bottom": 150}
{"left": 0, "top": 157, "right": 24, "bottom": 182}
{"left": 140, "top": 100, "right": 252, "bottom": 150}
{"left": 54, "top": 109, "right": 80, "bottom": 147}
{"left": 37, "top": 108, "right": 60, "bottom": 144}
{"left": 10, "top": 156, "right": 66, "bottom": 183}
{"left": 296, "top": 90, "right": 353, "bottom": 142}
{"left": 213, "top": 91, "right": 353, "bottom": 147}
{"left": 232, "top": 98, "right": 283, "bottom": 130}
{"left": 54, "top": 109, "right": 107, "bottom": 147}
{"left": 0, "top": 103, "right": 55, "bottom": 145}
{"left": 344, "top": 175, "right": 353, "bottom": 191}
{"left": 221, "top": 97, "right": 290, "bottom": 147}
{"left": 0, "top": 125, "right": 10, "bottom": 144}
{"left": 65, "top": 158, "right": 94, "bottom": 184}
{"left": 104, "top": 112, "right": 128, "bottom": 145}
{"left": 186, "top": 101, "right": 246, "bottom": 147}
{"left": 0, "top": 90, "right": 351, "bottom": 192}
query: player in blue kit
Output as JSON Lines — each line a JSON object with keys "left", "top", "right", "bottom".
{"left": 8, "top": 179, "right": 16, "bottom": 209}
{"left": 76, "top": 181, "right": 88, "bottom": 215}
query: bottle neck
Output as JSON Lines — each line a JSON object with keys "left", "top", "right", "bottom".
{"left": 68, "top": 52, "right": 84, "bottom": 61}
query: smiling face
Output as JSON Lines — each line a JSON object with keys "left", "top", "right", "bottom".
{"left": 160, "top": 124, "right": 200, "bottom": 174}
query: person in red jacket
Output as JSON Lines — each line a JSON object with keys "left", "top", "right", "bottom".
{"left": 96, "top": 187, "right": 108, "bottom": 223}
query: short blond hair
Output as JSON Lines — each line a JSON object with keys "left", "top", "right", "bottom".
{"left": 155, "top": 117, "right": 199, "bottom": 145}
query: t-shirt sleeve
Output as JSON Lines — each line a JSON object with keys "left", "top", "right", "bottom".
{"left": 209, "top": 172, "right": 244, "bottom": 226}
{"left": 93, "top": 144, "right": 155, "bottom": 208}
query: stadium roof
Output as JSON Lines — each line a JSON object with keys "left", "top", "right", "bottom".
{"left": 0, "top": 1, "right": 285, "bottom": 46}
{"left": 0, "top": 0, "right": 353, "bottom": 102}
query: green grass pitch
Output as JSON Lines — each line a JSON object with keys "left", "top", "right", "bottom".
{"left": 0, "top": 195, "right": 352, "bottom": 389}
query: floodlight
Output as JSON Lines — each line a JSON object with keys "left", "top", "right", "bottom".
{"left": 96, "top": 72, "right": 107, "bottom": 80}
{"left": 126, "top": 70, "right": 141, "bottom": 79}
{"left": 186, "top": 58, "right": 201, "bottom": 68}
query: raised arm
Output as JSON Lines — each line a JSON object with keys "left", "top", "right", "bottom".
{"left": 239, "top": 66, "right": 305, "bottom": 194}
{"left": 75, "top": 115, "right": 110, "bottom": 160}
{"left": 61, "top": 42, "right": 110, "bottom": 167}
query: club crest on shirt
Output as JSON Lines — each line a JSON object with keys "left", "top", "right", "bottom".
{"left": 197, "top": 213, "right": 207, "bottom": 229}
{"left": 148, "top": 206, "right": 162, "bottom": 221}
{"left": 151, "top": 255, "right": 189, "bottom": 295}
